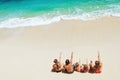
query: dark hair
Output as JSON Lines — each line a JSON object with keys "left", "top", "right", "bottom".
{"left": 90, "top": 61, "right": 93, "bottom": 63}
{"left": 65, "top": 59, "right": 70, "bottom": 65}
{"left": 54, "top": 59, "right": 58, "bottom": 63}
{"left": 95, "top": 61, "right": 100, "bottom": 67}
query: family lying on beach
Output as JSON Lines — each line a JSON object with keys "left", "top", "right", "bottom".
{"left": 52, "top": 51, "right": 102, "bottom": 74}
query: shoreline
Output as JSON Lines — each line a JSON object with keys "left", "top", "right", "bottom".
{"left": 0, "top": 16, "right": 120, "bottom": 28}
{"left": 0, "top": 17, "right": 120, "bottom": 80}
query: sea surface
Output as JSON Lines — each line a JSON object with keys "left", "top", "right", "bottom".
{"left": 0, "top": 0, "right": 120, "bottom": 28}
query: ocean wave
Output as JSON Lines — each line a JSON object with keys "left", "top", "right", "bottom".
{"left": 0, "top": 7, "right": 120, "bottom": 28}
{"left": 0, "top": 17, "right": 61, "bottom": 28}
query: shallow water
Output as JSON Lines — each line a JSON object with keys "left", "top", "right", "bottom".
{"left": 0, "top": 0, "right": 120, "bottom": 28}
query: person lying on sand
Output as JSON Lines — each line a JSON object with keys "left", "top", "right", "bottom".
{"left": 62, "top": 52, "right": 74, "bottom": 73}
{"left": 74, "top": 62, "right": 81, "bottom": 72}
{"left": 80, "top": 59, "right": 89, "bottom": 73}
{"left": 80, "top": 64, "right": 89, "bottom": 73}
{"left": 52, "top": 53, "right": 62, "bottom": 72}
{"left": 74, "top": 59, "right": 82, "bottom": 72}
{"left": 89, "top": 60, "right": 94, "bottom": 73}
{"left": 93, "top": 51, "right": 102, "bottom": 73}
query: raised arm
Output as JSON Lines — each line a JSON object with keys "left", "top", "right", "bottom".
{"left": 59, "top": 52, "right": 62, "bottom": 63}
{"left": 70, "top": 52, "right": 73, "bottom": 64}
{"left": 86, "top": 58, "right": 88, "bottom": 65}
{"left": 97, "top": 51, "right": 101, "bottom": 62}
{"left": 98, "top": 51, "right": 103, "bottom": 71}
{"left": 79, "top": 58, "right": 81, "bottom": 66}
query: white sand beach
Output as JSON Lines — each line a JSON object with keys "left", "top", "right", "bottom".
{"left": 0, "top": 17, "right": 120, "bottom": 80}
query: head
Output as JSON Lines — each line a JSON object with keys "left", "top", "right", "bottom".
{"left": 82, "top": 64, "right": 85, "bottom": 67}
{"left": 84, "top": 64, "right": 88, "bottom": 67}
{"left": 82, "top": 64, "right": 88, "bottom": 69}
{"left": 95, "top": 61, "right": 99, "bottom": 66}
{"left": 75, "top": 62, "right": 79, "bottom": 67}
{"left": 65, "top": 59, "right": 70, "bottom": 65}
{"left": 53, "top": 59, "right": 58, "bottom": 63}
{"left": 90, "top": 61, "right": 93, "bottom": 63}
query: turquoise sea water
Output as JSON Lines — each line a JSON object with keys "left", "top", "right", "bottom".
{"left": 0, "top": 0, "right": 120, "bottom": 28}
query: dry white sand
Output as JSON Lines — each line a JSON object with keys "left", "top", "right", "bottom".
{"left": 0, "top": 17, "right": 120, "bottom": 80}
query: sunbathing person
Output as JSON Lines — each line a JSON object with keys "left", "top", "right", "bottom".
{"left": 74, "top": 62, "right": 81, "bottom": 72}
{"left": 93, "top": 51, "right": 102, "bottom": 73}
{"left": 89, "top": 61, "right": 94, "bottom": 73}
{"left": 74, "top": 58, "right": 82, "bottom": 72}
{"left": 80, "top": 64, "right": 89, "bottom": 73}
{"left": 52, "top": 53, "right": 62, "bottom": 72}
{"left": 80, "top": 59, "right": 89, "bottom": 73}
{"left": 62, "top": 52, "right": 74, "bottom": 73}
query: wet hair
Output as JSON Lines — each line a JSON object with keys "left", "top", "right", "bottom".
{"left": 65, "top": 59, "right": 70, "bottom": 65}
{"left": 54, "top": 59, "right": 58, "bottom": 63}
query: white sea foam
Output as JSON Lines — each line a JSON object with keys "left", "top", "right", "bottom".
{"left": 0, "top": 6, "right": 120, "bottom": 28}
{"left": 0, "top": 17, "right": 61, "bottom": 28}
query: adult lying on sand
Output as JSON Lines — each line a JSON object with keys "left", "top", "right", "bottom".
{"left": 74, "top": 59, "right": 89, "bottom": 73}
{"left": 80, "top": 59, "right": 89, "bottom": 73}
{"left": 89, "top": 60, "right": 94, "bottom": 73}
{"left": 62, "top": 52, "right": 74, "bottom": 73}
{"left": 74, "top": 61, "right": 82, "bottom": 72}
{"left": 52, "top": 53, "right": 62, "bottom": 72}
{"left": 93, "top": 51, "right": 102, "bottom": 73}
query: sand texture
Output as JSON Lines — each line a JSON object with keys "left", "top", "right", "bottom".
{"left": 0, "top": 17, "right": 120, "bottom": 80}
